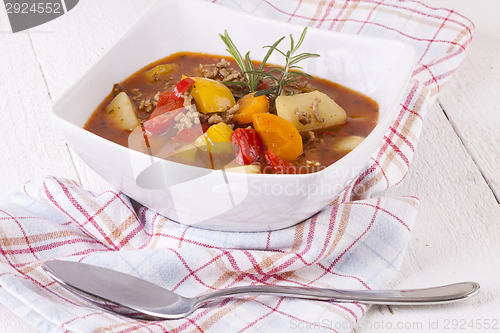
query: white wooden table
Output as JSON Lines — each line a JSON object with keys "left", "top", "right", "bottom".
{"left": 1, "top": 1, "right": 499, "bottom": 332}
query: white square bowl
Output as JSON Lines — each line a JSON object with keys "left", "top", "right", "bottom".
{"left": 52, "top": 0, "right": 416, "bottom": 231}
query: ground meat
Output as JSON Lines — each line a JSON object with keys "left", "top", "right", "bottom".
{"left": 216, "top": 59, "right": 231, "bottom": 69}
{"left": 221, "top": 113, "right": 234, "bottom": 127}
{"left": 219, "top": 68, "right": 230, "bottom": 77}
{"left": 164, "top": 79, "right": 177, "bottom": 91}
{"left": 208, "top": 114, "right": 224, "bottom": 124}
{"left": 200, "top": 65, "right": 218, "bottom": 79}
{"left": 303, "top": 131, "right": 317, "bottom": 144}
{"left": 112, "top": 83, "right": 122, "bottom": 93}
{"left": 198, "top": 113, "right": 210, "bottom": 123}
{"left": 295, "top": 80, "right": 313, "bottom": 91}
{"left": 296, "top": 108, "right": 312, "bottom": 125}
{"left": 226, "top": 72, "right": 241, "bottom": 81}
{"left": 200, "top": 59, "right": 243, "bottom": 82}
{"left": 182, "top": 91, "right": 193, "bottom": 107}
{"left": 137, "top": 95, "right": 158, "bottom": 113}
{"left": 173, "top": 106, "right": 201, "bottom": 132}
{"left": 226, "top": 104, "right": 240, "bottom": 115}
{"left": 283, "top": 80, "right": 314, "bottom": 96}
{"left": 206, "top": 109, "right": 235, "bottom": 128}
{"left": 311, "top": 96, "right": 323, "bottom": 122}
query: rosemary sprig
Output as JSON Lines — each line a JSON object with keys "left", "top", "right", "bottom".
{"left": 219, "top": 27, "right": 319, "bottom": 96}
{"left": 219, "top": 30, "right": 284, "bottom": 92}
{"left": 255, "top": 27, "right": 319, "bottom": 97}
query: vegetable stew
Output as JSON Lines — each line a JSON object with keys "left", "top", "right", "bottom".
{"left": 85, "top": 52, "right": 378, "bottom": 174}
{"left": 84, "top": 29, "right": 378, "bottom": 174}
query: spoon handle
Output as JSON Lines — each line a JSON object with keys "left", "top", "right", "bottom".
{"left": 197, "top": 282, "right": 479, "bottom": 306}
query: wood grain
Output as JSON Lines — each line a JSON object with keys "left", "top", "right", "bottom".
{"left": 0, "top": 5, "right": 78, "bottom": 200}
{"left": 426, "top": 0, "right": 500, "bottom": 201}
{"left": 27, "top": 0, "right": 155, "bottom": 193}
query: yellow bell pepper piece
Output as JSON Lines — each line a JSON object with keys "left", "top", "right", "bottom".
{"left": 144, "top": 63, "right": 179, "bottom": 82}
{"left": 194, "top": 123, "right": 234, "bottom": 153}
{"left": 190, "top": 77, "right": 235, "bottom": 114}
{"left": 206, "top": 122, "right": 234, "bottom": 142}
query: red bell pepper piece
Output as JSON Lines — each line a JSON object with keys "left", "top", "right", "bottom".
{"left": 265, "top": 149, "right": 297, "bottom": 174}
{"left": 153, "top": 77, "right": 195, "bottom": 114}
{"left": 231, "top": 128, "right": 264, "bottom": 165}
{"left": 144, "top": 107, "right": 183, "bottom": 135}
{"left": 146, "top": 91, "right": 183, "bottom": 135}
{"left": 172, "top": 127, "right": 202, "bottom": 143}
{"left": 154, "top": 91, "right": 183, "bottom": 112}
{"left": 145, "top": 78, "right": 195, "bottom": 135}
{"left": 171, "top": 77, "right": 195, "bottom": 101}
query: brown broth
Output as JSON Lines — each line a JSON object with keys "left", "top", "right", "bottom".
{"left": 85, "top": 52, "right": 378, "bottom": 173}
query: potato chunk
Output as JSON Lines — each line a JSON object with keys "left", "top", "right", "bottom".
{"left": 334, "top": 135, "right": 365, "bottom": 153}
{"left": 276, "top": 91, "right": 347, "bottom": 131}
{"left": 105, "top": 92, "right": 140, "bottom": 131}
{"left": 224, "top": 165, "right": 261, "bottom": 173}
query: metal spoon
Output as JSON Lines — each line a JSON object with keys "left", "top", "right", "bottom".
{"left": 42, "top": 260, "right": 480, "bottom": 320}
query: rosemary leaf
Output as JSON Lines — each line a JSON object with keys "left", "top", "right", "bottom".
{"left": 219, "top": 27, "right": 319, "bottom": 96}
{"left": 254, "top": 88, "right": 278, "bottom": 97}
{"left": 245, "top": 52, "right": 257, "bottom": 91}
{"left": 259, "top": 36, "right": 285, "bottom": 72}
{"left": 263, "top": 45, "right": 287, "bottom": 58}
{"left": 282, "top": 78, "right": 298, "bottom": 86}
{"left": 219, "top": 30, "right": 247, "bottom": 74}
{"left": 246, "top": 70, "right": 279, "bottom": 81}
{"left": 289, "top": 53, "right": 320, "bottom": 65}
{"left": 292, "top": 27, "right": 308, "bottom": 54}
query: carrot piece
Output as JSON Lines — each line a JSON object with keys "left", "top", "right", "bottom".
{"left": 252, "top": 113, "right": 303, "bottom": 161}
{"left": 233, "top": 92, "right": 269, "bottom": 124}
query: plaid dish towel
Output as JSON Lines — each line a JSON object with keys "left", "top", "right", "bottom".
{"left": 0, "top": 0, "right": 473, "bottom": 332}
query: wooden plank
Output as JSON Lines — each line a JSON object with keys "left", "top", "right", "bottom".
{"left": 0, "top": 7, "right": 79, "bottom": 200}
{"left": 0, "top": 7, "right": 79, "bottom": 332}
{"left": 423, "top": 0, "right": 500, "bottom": 201}
{"left": 27, "top": 0, "right": 155, "bottom": 193}
{"left": 27, "top": 0, "right": 155, "bottom": 100}
{"left": 355, "top": 103, "right": 500, "bottom": 332}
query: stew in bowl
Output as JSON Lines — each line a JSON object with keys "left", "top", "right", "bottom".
{"left": 84, "top": 29, "right": 379, "bottom": 176}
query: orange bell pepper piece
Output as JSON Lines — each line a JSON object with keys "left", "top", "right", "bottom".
{"left": 252, "top": 113, "right": 303, "bottom": 161}
{"left": 233, "top": 92, "right": 269, "bottom": 124}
